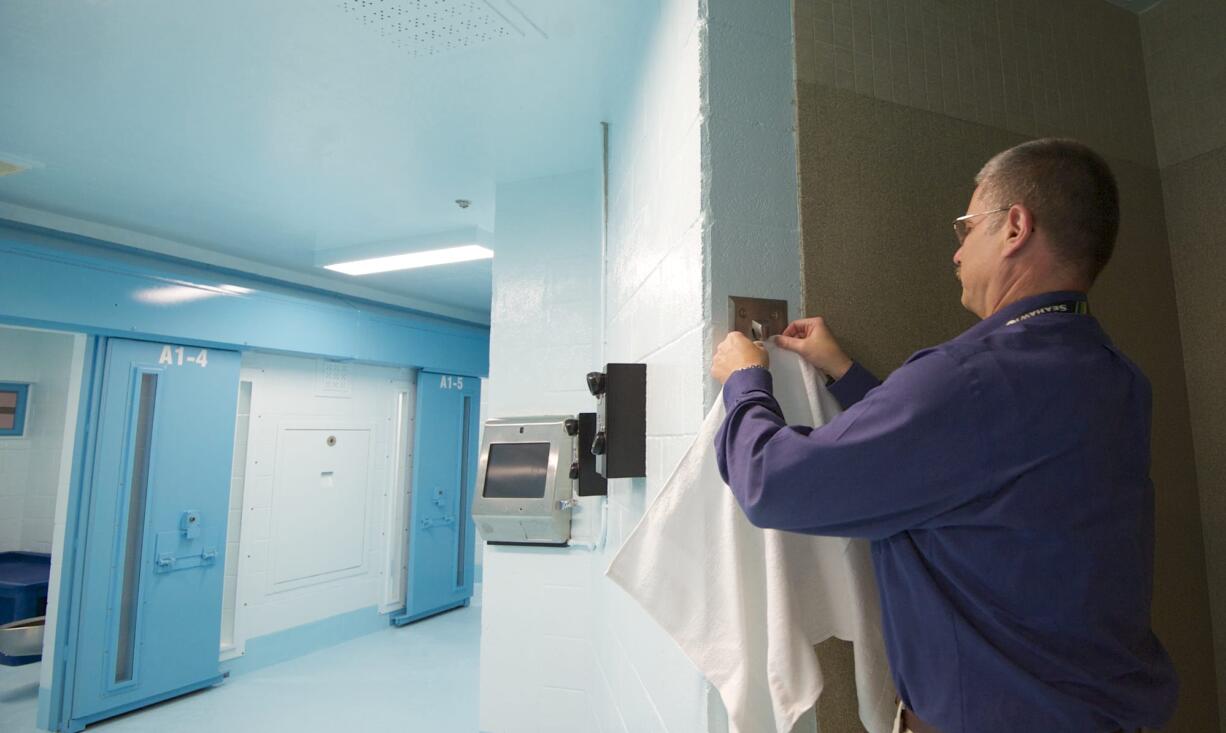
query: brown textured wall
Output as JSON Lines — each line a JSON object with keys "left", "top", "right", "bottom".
{"left": 797, "top": 82, "right": 1218, "bottom": 732}
{"left": 1096, "top": 153, "right": 1219, "bottom": 733}
{"left": 1140, "top": 0, "right": 1226, "bottom": 724}
{"left": 1140, "top": 0, "right": 1226, "bottom": 170}
{"left": 792, "top": 0, "right": 1159, "bottom": 170}
{"left": 1161, "top": 147, "right": 1226, "bottom": 728}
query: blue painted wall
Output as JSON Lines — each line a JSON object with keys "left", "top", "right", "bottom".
{"left": 0, "top": 222, "right": 489, "bottom": 376}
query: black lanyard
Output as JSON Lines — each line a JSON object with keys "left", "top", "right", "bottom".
{"left": 1005, "top": 300, "right": 1089, "bottom": 326}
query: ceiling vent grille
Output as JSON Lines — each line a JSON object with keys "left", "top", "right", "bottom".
{"left": 338, "top": 0, "right": 533, "bottom": 57}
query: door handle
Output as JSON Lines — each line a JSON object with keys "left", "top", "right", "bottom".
{"left": 153, "top": 529, "right": 217, "bottom": 573}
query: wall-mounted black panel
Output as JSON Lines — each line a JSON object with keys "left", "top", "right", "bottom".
{"left": 597, "top": 363, "right": 646, "bottom": 479}
{"left": 576, "top": 412, "right": 607, "bottom": 496}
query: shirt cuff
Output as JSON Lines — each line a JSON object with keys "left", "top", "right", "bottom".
{"left": 827, "top": 361, "right": 880, "bottom": 409}
{"left": 722, "top": 366, "right": 773, "bottom": 410}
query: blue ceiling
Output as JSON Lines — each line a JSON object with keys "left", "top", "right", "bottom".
{"left": 0, "top": 0, "right": 644, "bottom": 322}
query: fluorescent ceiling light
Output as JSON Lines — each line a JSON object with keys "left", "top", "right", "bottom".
{"left": 133, "top": 281, "right": 255, "bottom": 305}
{"left": 135, "top": 285, "right": 222, "bottom": 305}
{"left": 324, "top": 245, "right": 494, "bottom": 276}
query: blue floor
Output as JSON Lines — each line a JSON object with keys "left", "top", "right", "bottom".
{"left": 0, "top": 657, "right": 41, "bottom": 732}
{"left": 0, "top": 597, "right": 481, "bottom": 733}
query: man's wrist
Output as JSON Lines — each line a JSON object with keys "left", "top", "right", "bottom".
{"left": 825, "top": 356, "right": 853, "bottom": 381}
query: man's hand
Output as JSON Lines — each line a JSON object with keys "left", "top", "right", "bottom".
{"left": 775, "top": 316, "right": 854, "bottom": 379}
{"left": 710, "top": 332, "right": 769, "bottom": 384}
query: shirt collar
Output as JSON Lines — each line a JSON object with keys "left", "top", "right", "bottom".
{"left": 956, "top": 290, "right": 1089, "bottom": 342}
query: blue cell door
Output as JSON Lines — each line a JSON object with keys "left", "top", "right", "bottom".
{"left": 67, "top": 338, "right": 240, "bottom": 730}
{"left": 393, "top": 371, "right": 480, "bottom": 625}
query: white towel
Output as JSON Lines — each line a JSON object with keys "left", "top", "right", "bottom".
{"left": 606, "top": 343, "right": 897, "bottom": 733}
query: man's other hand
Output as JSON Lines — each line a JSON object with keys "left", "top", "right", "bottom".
{"left": 710, "top": 332, "right": 769, "bottom": 384}
{"left": 775, "top": 317, "right": 854, "bottom": 379}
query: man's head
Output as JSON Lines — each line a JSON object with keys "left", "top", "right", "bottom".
{"left": 953, "top": 138, "right": 1120, "bottom": 318}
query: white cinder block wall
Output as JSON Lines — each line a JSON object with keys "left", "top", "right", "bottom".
{"left": 480, "top": 0, "right": 805, "bottom": 730}
{"left": 0, "top": 327, "right": 77, "bottom": 555}
{"left": 479, "top": 168, "right": 607, "bottom": 733}
{"left": 596, "top": 0, "right": 806, "bottom": 729}
{"left": 593, "top": 0, "right": 712, "bottom": 731}
{"left": 700, "top": 1, "right": 807, "bottom": 728}
{"left": 703, "top": 0, "right": 805, "bottom": 366}
{"left": 482, "top": 0, "right": 714, "bottom": 730}
{"left": 228, "top": 352, "right": 413, "bottom": 654}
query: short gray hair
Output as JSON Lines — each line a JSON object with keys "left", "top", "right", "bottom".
{"left": 975, "top": 138, "right": 1120, "bottom": 282}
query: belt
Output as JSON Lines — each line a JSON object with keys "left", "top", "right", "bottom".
{"left": 902, "top": 708, "right": 1136, "bottom": 733}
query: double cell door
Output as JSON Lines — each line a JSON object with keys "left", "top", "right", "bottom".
{"left": 68, "top": 338, "right": 239, "bottom": 730}
{"left": 396, "top": 371, "right": 480, "bottom": 624}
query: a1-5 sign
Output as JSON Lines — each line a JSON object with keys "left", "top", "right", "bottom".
{"left": 159, "top": 345, "right": 209, "bottom": 368}
{"left": 439, "top": 375, "right": 465, "bottom": 390}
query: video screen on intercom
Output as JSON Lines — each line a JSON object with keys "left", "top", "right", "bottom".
{"left": 483, "top": 442, "right": 551, "bottom": 499}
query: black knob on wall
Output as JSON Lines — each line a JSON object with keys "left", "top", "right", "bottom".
{"left": 564, "top": 418, "right": 579, "bottom": 436}
{"left": 586, "top": 371, "right": 607, "bottom": 396}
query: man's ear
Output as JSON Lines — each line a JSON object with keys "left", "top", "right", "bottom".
{"left": 1001, "top": 204, "right": 1035, "bottom": 258}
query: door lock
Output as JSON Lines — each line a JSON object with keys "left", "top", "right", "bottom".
{"left": 180, "top": 510, "right": 202, "bottom": 540}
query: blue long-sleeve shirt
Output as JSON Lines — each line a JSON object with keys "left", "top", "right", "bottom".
{"left": 715, "top": 291, "right": 1177, "bottom": 732}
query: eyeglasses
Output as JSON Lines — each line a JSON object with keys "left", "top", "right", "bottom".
{"left": 953, "top": 206, "right": 1011, "bottom": 244}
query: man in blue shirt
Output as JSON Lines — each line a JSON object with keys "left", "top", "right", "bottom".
{"left": 710, "top": 139, "right": 1177, "bottom": 733}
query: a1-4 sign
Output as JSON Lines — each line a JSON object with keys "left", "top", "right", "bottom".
{"left": 159, "top": 345, "right": 209, "bottom": 368}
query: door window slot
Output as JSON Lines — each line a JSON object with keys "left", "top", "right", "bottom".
{"left": 115, "top": 372, "right": 158, "bottom": 684}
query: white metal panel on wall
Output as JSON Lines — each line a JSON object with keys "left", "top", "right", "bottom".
{"left": 227, "top": 352, "right": 414, "bottom": 656}
{"left": 380, "top": 388, "right": 415, "bottom": 612}
{"left": 270, "top": 423, "right": 372, "bottom": 589}
{"left": 221, "top": 380, "right": 253, "bottom": 656}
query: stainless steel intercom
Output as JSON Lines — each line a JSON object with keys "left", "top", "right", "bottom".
{"left": 471, "top": 415, "right": 603, "bottom": 546}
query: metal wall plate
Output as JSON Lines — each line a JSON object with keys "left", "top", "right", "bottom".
{"left": 728, "top": 296, "right": 789, "bottom": 340}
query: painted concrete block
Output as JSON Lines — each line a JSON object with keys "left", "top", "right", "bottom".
{"left": 643, "top": 330, "right": 706, "bottom": 438}
{"left": 707, "top": 0, "right": 792, "bottom": 40}
{"left": 707, "top": 116, "right": 802, "bottom": 230}
{"left": 537, "top": 686, "right": 602, "bottom": 733}
{"left": 706, "top": 21, "right": 798, "bottom": 133}
{"left": 538, "top": 634, "right": 596, "bottom": 692}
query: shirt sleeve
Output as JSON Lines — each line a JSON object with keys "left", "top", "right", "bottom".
{"left": 827, "top": 361, "right": 882, "bottom": 409}
{"left": 715, "top": 349, "right": 990, "bottom": 540}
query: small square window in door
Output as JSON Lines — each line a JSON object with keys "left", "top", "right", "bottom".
{"left": 0, "top": 383, "right": 30, "bottom": 436}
